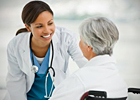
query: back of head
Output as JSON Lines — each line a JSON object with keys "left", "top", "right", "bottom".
{"left": 79, "top": 17, "right": 119, "bottom": 56}
{"left": 16, "top": 1, "right": 53, "bottom": 35}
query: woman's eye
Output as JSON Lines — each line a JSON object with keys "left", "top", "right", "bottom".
{"left": 36, "top": 26, "right": 42, "bottom": 28}
{"left": 48, "top": 22, "right": 53, "bottom": 25}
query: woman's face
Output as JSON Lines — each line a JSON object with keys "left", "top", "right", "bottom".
{"left": 27, "top": 11, "right": 55, "bottom": 45}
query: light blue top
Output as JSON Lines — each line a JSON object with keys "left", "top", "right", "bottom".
{"left": 27, "top": 47, "right": 55, "bottom": 100}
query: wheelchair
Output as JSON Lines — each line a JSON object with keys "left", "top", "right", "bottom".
{"left": 80, "top": 88, "right": 140, "bottom": 100}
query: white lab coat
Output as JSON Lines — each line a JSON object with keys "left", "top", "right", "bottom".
{"left": 4, "top": 27, "right": 87, "bottom": 100}
{"left": 50, "top": 55, "right": 128, "bottom": 100}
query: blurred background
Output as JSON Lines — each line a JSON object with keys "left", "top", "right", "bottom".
{"left": 0, "top": 0, "right": 140, "bottom": 99}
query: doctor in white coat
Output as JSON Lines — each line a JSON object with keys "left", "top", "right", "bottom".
{"left": 49, "top": 17, "right": 128, "bottom": 100}
{"left": 4, "top": 1, "right": 87, "bottom": 100}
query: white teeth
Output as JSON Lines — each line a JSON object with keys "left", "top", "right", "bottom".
{"left": 42, "top": 34, "right": 50, "bottom": 38}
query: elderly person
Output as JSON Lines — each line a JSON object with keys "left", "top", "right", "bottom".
{"left": 49, "top": 17, "right": 128, "bottom": 100}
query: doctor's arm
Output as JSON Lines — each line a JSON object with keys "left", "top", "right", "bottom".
{"left": 67, "top": 32, "right": 88, "bottom": 68}
{"left": 4, "top": 42, "right": 27, "bottom": 100}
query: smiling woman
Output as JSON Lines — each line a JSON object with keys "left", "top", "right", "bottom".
{"left": 4, "top": 1, "right": 87, "bottom": 100}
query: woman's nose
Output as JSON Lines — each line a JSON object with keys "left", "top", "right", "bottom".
{"left": 43, "top": 26, "right": 51, "bottom": 33}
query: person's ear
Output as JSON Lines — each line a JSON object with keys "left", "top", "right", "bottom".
{"left": 87, "top": 46, "right": 97, "bottom": 58}
{"left": 25, "top": 24, "right": 31, "bottom": 32}
{"left": 87, "top": 46, "right": 93, "bottom": 52}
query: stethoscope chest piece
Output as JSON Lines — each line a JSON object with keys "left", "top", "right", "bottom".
{"left": 31, "top": 65, "right": 38, "bottom": 73}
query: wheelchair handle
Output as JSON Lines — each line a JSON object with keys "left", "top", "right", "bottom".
{"left": 128, "top": 88, "right": 140, "bottom": 94}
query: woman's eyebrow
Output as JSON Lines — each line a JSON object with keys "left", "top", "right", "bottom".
{"left": 47, "top": 19, "right": 53, "bottom": 23}
{"left": 35, "top": 23, "right": 42, "bottom": 25}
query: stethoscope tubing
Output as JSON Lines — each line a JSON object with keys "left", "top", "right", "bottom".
{"left": 46, "top": 41, "right": 55, "bottom": 77}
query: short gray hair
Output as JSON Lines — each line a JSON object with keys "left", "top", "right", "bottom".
{"left": 79, "top": 17, "right": 119, "bottom": 56}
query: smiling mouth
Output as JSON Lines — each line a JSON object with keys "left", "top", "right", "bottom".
{"left": 42, "top": 34, "right": 50, "bottom": 38}
{"left": 41, "top": 33, "right": 52, "bottom": 38}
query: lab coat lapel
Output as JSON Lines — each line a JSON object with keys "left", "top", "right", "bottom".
{"left": 19, "top": 33, "right": 35, "bottom": 92}
{"left": 19, "top": 33, "right": 34, "bottom": 76}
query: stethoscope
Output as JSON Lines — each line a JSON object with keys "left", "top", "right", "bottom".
{"left": 30, "top": 34, "right": 55, "bottom": 99}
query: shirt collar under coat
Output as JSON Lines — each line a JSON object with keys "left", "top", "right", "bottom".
{"left": 84, "top": 55, "right": 117, "bottom": 68}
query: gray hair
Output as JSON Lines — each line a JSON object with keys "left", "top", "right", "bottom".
{"left": 79, "top": 17, "right": 119, "bottom": 56}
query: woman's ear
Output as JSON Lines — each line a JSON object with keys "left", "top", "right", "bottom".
{"left": 25, "top": 24, "right": 31, "bottom": 32}
{"left": 87, "top": 46, "right": 93, "bottom": 52}
{"left": 87, "top": 46, "right": 97, "bottom": 58}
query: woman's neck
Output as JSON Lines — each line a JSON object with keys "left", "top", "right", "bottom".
{"left": 31, "top": 38, "right": 50, "bottom": 58}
